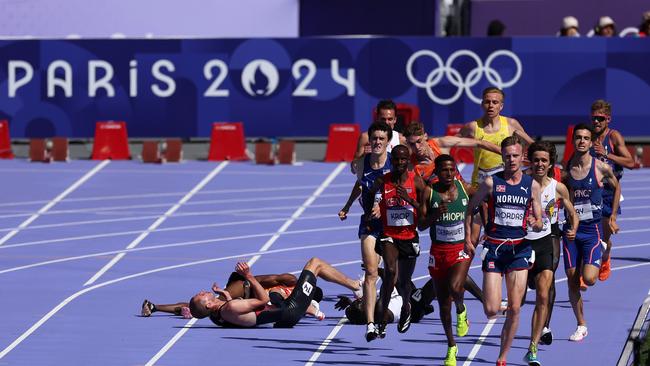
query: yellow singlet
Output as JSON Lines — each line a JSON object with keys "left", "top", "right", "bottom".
{"left": 471, "top": 115, "right": 510, "bottom": 185}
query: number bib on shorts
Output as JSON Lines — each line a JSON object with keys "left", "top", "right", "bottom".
{"left": 435, "top": 222, "right": 465, "bottom": 242}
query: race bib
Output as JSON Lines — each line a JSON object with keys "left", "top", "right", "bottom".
{"left": 435, "top": 222, "right": 465, "bottom": 242}
{"left": 428, "top": 254, "right": 436, "bottom": 267}
{"left": 574, "top": 202, "right": 594, "bottom": 221}
{"left": 387, "top": 207, "right": 414, "bottom": 226}
{"left": 494, "top": 206, "right": 526, "bottom": 226}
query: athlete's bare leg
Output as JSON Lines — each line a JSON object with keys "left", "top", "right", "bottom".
{"left": 497, "top": 269, "right": 527, "bottom": 362}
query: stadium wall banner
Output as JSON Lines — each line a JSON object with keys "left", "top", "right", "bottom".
{"left": 1, "top": 38, "right": 649, "bottom": 139}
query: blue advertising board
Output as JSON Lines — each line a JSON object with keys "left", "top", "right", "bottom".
{"left": 1, "top": 38, "right": 649, "bottom": 139}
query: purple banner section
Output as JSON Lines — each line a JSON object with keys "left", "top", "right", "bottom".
{"left": 0, "top": 0, "right": 298, "bottom": 38}
{"left": 0, "top": 37, "right": 649, "bottom": 139}
{"left": 471, "top": 0, "right": 649, "bottom": 36}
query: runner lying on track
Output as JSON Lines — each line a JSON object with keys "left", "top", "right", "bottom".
{"left": 141, "top": 271, "right": 325, "bottom": 320}
{"left": 189, "top": 257, "right": 362, "bottom": 328}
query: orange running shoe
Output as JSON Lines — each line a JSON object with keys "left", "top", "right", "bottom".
{"left": 580, "top": 277, "right": 588, "bottom": 291}
{"left": 599, "top": 256, "right": 611, "bottom": 281}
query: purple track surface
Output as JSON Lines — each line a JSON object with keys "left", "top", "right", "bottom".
{"left": 0, "top": 160, "right": 649, "bottom": 365}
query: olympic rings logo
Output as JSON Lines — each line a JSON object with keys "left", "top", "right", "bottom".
{"left": 406, "top": 49, "right": 522, "bottom": 105}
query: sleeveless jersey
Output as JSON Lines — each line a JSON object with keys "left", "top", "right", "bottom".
{"left": 567, "top": 157, "right": 603, "bottom": 225}
{"left": 590, "top": 129, "right": 624, "bottom": 183}
{"left": 472, "top": 116, "right": 510, "bottom": 184}
{"left": 429, "top": 179, "right": 468, "bottom": 244}
{"left": 526, "top": 179, "right": 558, "bottom": 240}
{"left": 486, "top": 172, "right": 533, "bottom": 243}
{"left": 380, "top": 171, "right": 418, "bottom": 240}
{"left": 359, "top": 153, "right": 392, "bottom": 207}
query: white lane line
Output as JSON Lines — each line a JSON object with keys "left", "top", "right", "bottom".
{"left": 0, "top": 183, "right": 350, "bottom": 208}
{"left": 0, "top": 160, "right": 110, "bottom": 246}
{"left": 83, "top": 162, "right": 229, "bottom": 286}
{"left": 462, "top": 318, "right": 498, "bottom": 366}
{"left": 0, "top": 238, "right": 358, "bottom": 275}
{"left": 305, "top": 318, "right": 349, "bottom": 366}
{"left": 0, "top": 212, "right": 334, "bottom": 234}
{"left": 0, "top": 222, "right": 356, "bottom": 252}
{"left": 462, "top": 261, "right": 650, "bottom": 365}
{"left": 144, "top": 162, "right": 347, "bottom": 366}
{"left": 305, "top": 163, "right": 469, "bottom": 366}
{"left": 0, "top": 202, "right": 345, "bottom": 221}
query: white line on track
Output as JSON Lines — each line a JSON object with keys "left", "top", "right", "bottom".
{"left": 304, "top": 163, "right": 467, "bottom": 366}
{"left": 0, "top": 201, "right": 345, "bottom": 220}
{"left": 0, "top": 221, "right": 356, "bottom": 252}
{"left": 305, "top": 318, "right": 349, "bottom": 366}
{"left": 0, "top": 212, "right": 334, "bottom": 234}
{"left": 0, "top": 183, "right": 350, "bottom": 208}
{"left": 0, "top": 238, "right": 359, "bottom": 275}
{"left": 144, "top": 162, "right": 347, "bottom": 366}
{"left": 84, "top": 162, "right": 229, "bottom": 286}
{"left": 0, "top": 160, "right": 110, "bottom": 246}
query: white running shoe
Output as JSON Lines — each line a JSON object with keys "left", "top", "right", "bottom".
{"left": 569, "top": 325, "right": 588, "bottom": 341}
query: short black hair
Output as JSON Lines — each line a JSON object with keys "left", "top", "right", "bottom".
{"left": 434, "top": 154, "right": 456, "bottom": 172}
{"left": 368, "top": 121, "right": 393, "bottom": 142}
{"left": 527, "top": 141, "right": 557, "bottom": 177}
{"left": 375, "top": 99, "right": 397, "bottom": 115}
{"left": 573, "top": 123, "right": 594, "bottom": 139}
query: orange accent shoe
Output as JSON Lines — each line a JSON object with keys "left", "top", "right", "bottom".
{"left": 599, "top": 257, "right": 611, "bottom": 281}
{"left": 580, "top": 277, "right": 588, "bottom": 291}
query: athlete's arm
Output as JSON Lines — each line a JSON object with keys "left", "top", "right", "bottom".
{"left": 608, "top": 130, "right": 636, "bottom": 169}
{"left": 235, "top": 262, "right": 269, "bottom": 309}
{"left": 598, "top": 160, "right": 621, "bottom": 233}
{"left": 363, "top": 177, "right": 384, "bottom": 220}
{"left": 462, "top": 181, "right": 477, "bottom": 197}
{"left": 354, "top": 132, "right": 369, "bottom": 160}
{"left": 529, "top": 180, "right": 544, "bottom": 232}
{"left": 509, "top": 118, "right": 534, "bottom": 145}
{"left": 459, "top": 121, "right": 476, "bottom": 138}
{"left": 414, "top": 175, "right": 430, "bottom": 230}
{"left": 212, "top": 283, "right": 233, "bottom": 301}
{"left": 339, "top": 180, "right": 362, "bottom": 220}
{"left": 464, "top": 176, "right": 492, "bottom": 255}
{"left": 435, "top": 136, "right": 501, "bottom": 154}
{"left": 556, "top": 182, "right": 578, "bottom": 241}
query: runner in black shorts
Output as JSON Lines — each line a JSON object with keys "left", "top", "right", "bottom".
{"left": 364, "top": 145, "right": 428, "bottom": 338}
{"left": 188, "top": 258, "right": 362, "bottom": 328}
{"left": 521, "top": 142, "right": 578, "bottom": 365}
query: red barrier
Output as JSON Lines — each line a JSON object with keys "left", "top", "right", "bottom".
{"left": 29, "top": 139, "right": 50, "bottom": 162}
{"left": 446, "top": 123, "right": 474, "bottom": 163}
{"left": 141, "top": 141, "right": 162, "bottom": 163}
{"left": 208, "top": 122, "right": 249, "bottom": 161}
{"left": 164, "top": 139, "right": 183, "bottom": 163}
{"left": 561, "top": 125, "right": 575, "bottom": 166}
{"left": 91, "top": 121, "right": 130, "bottom": 160}
{"left": 324, "top": 124, "right": 360, "bottom": 162}
{"left": 277, "top": 140, "right": 296, "bottom": 164}
{"left": 0, "top": 120, "right": 14, "bottom": 159}
{"left": 52, "top": 137, "right": 69, "bottom": 162}
{"left": 255, "top": 141, "right": 274, "bottom": 165}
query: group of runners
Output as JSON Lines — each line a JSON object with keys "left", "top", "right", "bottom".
{"left": 141, "top": 89, "right": 634, "bottom": 366}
